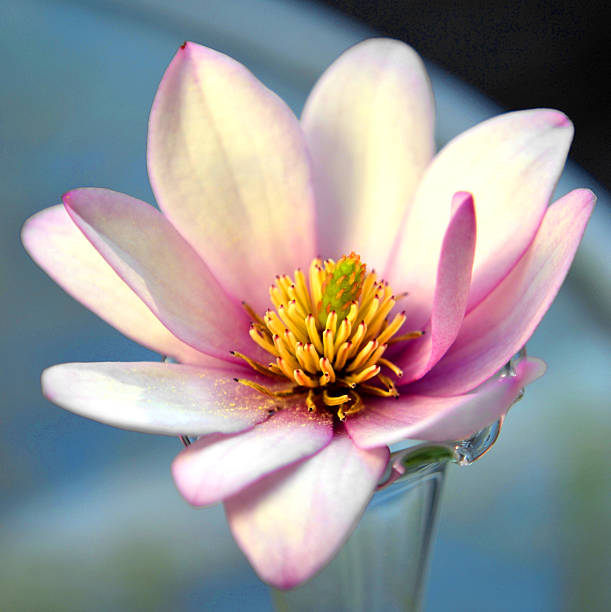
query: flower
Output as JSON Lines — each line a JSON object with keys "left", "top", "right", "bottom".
{"left": 21, "top": 38, "right": 594, "bottom": 589}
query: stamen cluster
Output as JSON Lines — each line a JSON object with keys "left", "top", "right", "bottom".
{"left": 236, "top": 253, "right": 422, "bottom": 419}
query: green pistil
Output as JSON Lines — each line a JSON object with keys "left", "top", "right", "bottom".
{"left": 318, "top": 252, "right": 366, "bottom": 326}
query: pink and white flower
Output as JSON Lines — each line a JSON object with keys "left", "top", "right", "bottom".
{"left": 22, "top": 39, "right": 594, "bottom": 589}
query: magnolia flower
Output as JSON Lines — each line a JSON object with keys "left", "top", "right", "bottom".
{"left": 22, "top": 38, "right": 594, "bottom": 589}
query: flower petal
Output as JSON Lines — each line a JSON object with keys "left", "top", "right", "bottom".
{"left": 394, "top": 192, "right": 476, "bottom": 380}
{"left": 21, "top": 205, "right": 214, "bottom": 366}
{"left": 388, "top": 109, "right": 574, "bottom": 312}
{"left": 225, "top": 427, "right": 389, "bottom": 589}
{"left": 345, "top": 357, "right": 546, "bottom": 448}
{"left": 413, "top": 188, "right": 595, "bottom": 395}
{"left": 172, "top": 408, "right": 333, "bottom": 507}
{"left": 42, "top": 362, "right": 275, "bottom": 436}
{"left": 63, "top": 188, "right": 256, "bottom": 361}
{"left": 148, "top": 42, "right": 316, "bottom": 313}
{"left": 301, "top": 38, "right": 434, "bottom": 269}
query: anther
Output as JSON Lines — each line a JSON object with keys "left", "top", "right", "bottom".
{"left": 293, "top": 368, "right": 318, "bottom": 388}
{"left": 322, "top": 389, "right": 350, "bottom": 406}
{"left": 378, "top": 358, "right": 403, "bottom": 377}
{"left": 231, "top": 351, "right": 282, "bottom": 378}
{"left": 234, "top": 378, "right": 299, "bottom": 398}
{"left": 347, "top": 340, "right": 378, "bottom": 372}
{"left": 241, "top": 301, "right": 265, "bottom": 325}
{"left": 387, "top": 330, "right": 425, "bottom": 344}
{"left": 306, "top": 314, "right": 324, "bottom": 353}
{"left": 248, "top": 326, "right": 278, "bottom": 355}
{"left": 306, "top": 388, "right": 317, "bottom": 412}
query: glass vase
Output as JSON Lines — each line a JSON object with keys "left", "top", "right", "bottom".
{"left": 271, "top": 418, "right": 504, "bottom": 612}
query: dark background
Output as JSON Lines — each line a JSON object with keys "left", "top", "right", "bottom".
{"left": 317, "top": 0, "right": 610, "bottom": 193}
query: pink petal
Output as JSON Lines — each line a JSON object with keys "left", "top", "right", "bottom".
{"left": 172, "top": 408, "right": 333, "bottom": 506}
{"left": 345, "top": 357, "right": 546, "bottom": 448}
{"left": 148, "top": 42, "right": 316, "bottom": 314}
{"left": 394, "top": 192, "right": 476, "bottom": 380}
{"left": 225, "top": 427, "right": 389, "bottom": 589}
{"left": 387, "top": 109, "right": 574, "bottom": 315}
{"left": 21, "top": 205, "right": 214, "bottom": 366}
{"left": 301, "top": 38, "right": 434, "bottom": 270}
{"left": 413, "top": 188, "right": 595, "bottom": 395}
{"left": 42, "top": 362, "right": 276, "bottom": 436}
{"left": 63, "top": 188, "right": 257, "bottom": 361}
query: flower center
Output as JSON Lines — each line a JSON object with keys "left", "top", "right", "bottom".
{"left": 234, "top": 253, "right": 422, "bottom": 420}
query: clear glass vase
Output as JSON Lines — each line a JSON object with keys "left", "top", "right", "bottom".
{"left": 271, "top": 418, "right": 505, "bottom": 612}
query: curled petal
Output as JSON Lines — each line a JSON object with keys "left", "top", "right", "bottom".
{"left": 345, "top": 357, "right": 546, "bottom": 448}
{"left": 302, "top": 38, "right": 434, "bottom": 269}
{"left": 172, "top": 408, "right": 333, "bottom": 506}
{"left": 394, "top": 192, "right": 476, "bottom": 380}
{"left": 413, "top": 188, "right": 595, "bottom": 395}
{"left": 388, "top": 109, "right": 574, "bottom": 312}
{"left": 42, "top": 362, "right": 275, "bottom": 436}
{"left": 225, "top": 428, "right": 389, "bottom": 589}
{"left": 148, "top": 42, "right": 316, "bottom": 313}
{"left": 63, "top": 188, "right": 256, "bottom": 361}
{"left": 21, "top": 205, "right": 213, "bottom": 366}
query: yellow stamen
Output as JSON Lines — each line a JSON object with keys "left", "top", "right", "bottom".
{"left": 319, "top": 357, "right": 336, "bottom": 383}
{"left": 324, "top": 310, "right": 338, "bottom": 335}
{"left": 283, "top": 328, "right": 298, "bottom": 352}
{"left": 378, "top": 373, "right": 399, "bottom": 397}
{"left": 234, "top": 378, "right": 299, "bottom": 398}
{"left": 276, "top": 274, "right": 293, "bottom": 296}
{"left": 267, "top": 362, "right": 286, "bottom": 377}
{"left": 305, "top": 342, "right": 321, "bottom": 367}
{"left": 362, "top": 294, "right": 380, "bottom": 326}
{"left": 296, "top": 342, "right": 318, "bottom": 373}
{"left": 343, "top": 364, "right": 381, "bottom": 385}
{"left": 323, "top": 329, "right": 335, "bottom": 362}
{"left": 322, "top": 389, "right": 350, "bottom": 406}
{"left": 334, "top": 341, "right": 352, "bottom": 370}
{"left": 248, "top": 325, "right": 278, "bottom": 356}
{"left": 231, "top": 351, "right": 282, "bottom": 378}
{"left": 309, "top": 261, "right": 324, "bottom": 319}
{"left": 387, "top": 330, "right": 425, "bottom": 344}
{"left": 305, "top": 314, "right": 324, "bottom": 353}
{"left": 273, "top": 335, "right": 301, "bottom": 372}
{"left": 334, "top": 318, "right": 351, "bottom": 350}
{"left": 376, "top": 312, "right": 406, "bottom": 345}
{"left": 294, "top": 269, "right": 312, "bottom": 312}
{"left": 293, "top": 368, "right": 318, "bottom": 388}
{"left": 238, "top": 254, "right": 424, "bottom": 421}
{"left": 276, "top": 356, "right": 295, "bottom": 379}
{"left": 359, "top": 382, "right": 397, "bottom": 398}
{"left": 347, "top": 321, "right": 367, "bottom": 358}
{"left": 269, "top": 284, "right": 285, "bottom": 310}
{"left": 277, "top": 304, "right": 308, "bottom": 342}
{"left": 365, "top": 296, "right": 396, "bottom": 340}
{"left": 346, "top": 339, "right": 378, "bottom": 372}
{"left": 288, "top": 298, "right": 307, "bottom": 322}
{"left": 306, "top": 388, "right": 317, "bottom": 412}
{"left": 378, "top": 358, "right": 404, "bottom": 378}
{"left": 345, "top": 301, "right": 359, "bottom": 328}
{"left": 264, "top": 309, "right": 285, "bottom": 336}
{"left": 242, "top": 301, "right": 265, "bottom": 325}
{"left": 359, "top": 342, "right": 387, "bottom": 371}
{"left": 337, "top": 391, "right": 364, "bottom": 420}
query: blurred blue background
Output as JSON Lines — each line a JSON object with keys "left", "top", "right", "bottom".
{"left": 1, "top": 1, "right": 610, "bottom": 610}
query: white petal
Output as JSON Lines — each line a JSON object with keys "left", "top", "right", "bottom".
{"left": 148, "top": 42, "right": 316, "bottom": 313}
{"left": 42, "top": 362, "right": 276, "bottom": 436}
{"left": 302, "top": 38, "right": 434, "bottom": 269}
{"left": 225, "top": 428, "right": 388, "bottom": 588}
